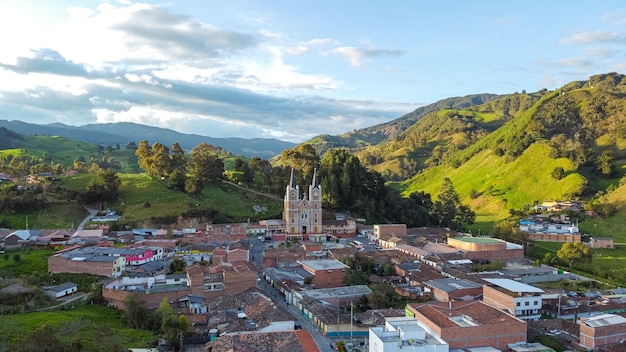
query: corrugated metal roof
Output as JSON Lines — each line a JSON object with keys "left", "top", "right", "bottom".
{"left": 484, "top": 278, "right": 544, "bottom": 293}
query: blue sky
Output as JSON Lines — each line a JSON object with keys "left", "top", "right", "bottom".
{"left": 0, "top": 1, "right": 625, "bottom": 143}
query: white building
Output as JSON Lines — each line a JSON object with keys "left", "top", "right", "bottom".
{"left": 369, "top": 317, "right": 449, "bottom": 352}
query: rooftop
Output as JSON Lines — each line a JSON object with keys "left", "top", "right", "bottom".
{"left": 582, "top": 313, "right": 626, "bottom": 327}
{"left": 426, "top": 278, "right": 482, "bottom": 293}
{"left": 297, "top": 259, "right": 349, "bottom": 271}
{"left": 300, "top": 285, "right": 372, "bottom": 300}
{"left": 484, "top": 278, "right": 544, "bottom": 293}
{"left": 453, "top": 237, "right": 503, "bottom": 244}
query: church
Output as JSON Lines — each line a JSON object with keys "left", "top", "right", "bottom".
{"left": 283, "top": 168, "right": 323, "bottom": 236}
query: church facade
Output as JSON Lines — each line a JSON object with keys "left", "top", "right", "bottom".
{"left": 283, "top": 168, "right": 323, "bottom": 235}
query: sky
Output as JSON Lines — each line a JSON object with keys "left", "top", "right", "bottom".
{"left": 0, "top": 1, "right": 625, "bottom": 143}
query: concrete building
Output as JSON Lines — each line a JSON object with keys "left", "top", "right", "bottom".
{"left": 482, "top": 278, "right": 544, "bottom": 321}
{"left": 425, "top": 278, "right": 482, "bottom": 302}
{"left": 406, "top": 301, "right": 526, "bottom": 350}
{"left": 369, "top": 316, "right": 449, "bottom": 352}
{"left": 298, "top": 259, "right": 349, "bottom": 289}
{"left": 42, "top": 282, "right": 78, "bottom": 299}
{"left": 579, "top": 313, "right": 626, "bottom": 349}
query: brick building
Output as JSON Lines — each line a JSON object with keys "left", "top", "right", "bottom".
{"left": 406, "top": 301, "right": 527, "bottom": 350}
{"left": 211, "top": 240, "right": 250, "bottom": 264}
{"left": 48, "top": 250, "right": 125, "bottom": 277}
{"left": 579, "top": 313, "right": 626, "bottom": 349}
{"left": 374, "top": 224, "right": 407, "bottom": 241}
{"left": 297, "top": 259, "right": 349, "bottom": 289}
{"left": 482, "top": 278, "right": 544, "bottom": 321}
{"left": 186, "top": 261, "right": 257, "bottom": 298}
{"left": 447, "top": 236, "right": 524, "bottom": 261}
{"left": 590, "top": 237, "right": 614, "bottom": 249}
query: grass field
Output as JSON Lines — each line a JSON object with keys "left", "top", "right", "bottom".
{"left": 531, "top": 241, "right": 626, "bottom": 287}
{"left": 0, "top": 201, "right": 88, "bottom": 230}
{"left": 400, "top": 143, "right": 585, "bottom": 224}
{"left": 0, "top": 305, "right": 156, "bottom": 351}
{"left": 57, "top": 173, "right": 284, "bottom": 226}
{"left": 0, "top": 248, "right": 54, "bottom": 277}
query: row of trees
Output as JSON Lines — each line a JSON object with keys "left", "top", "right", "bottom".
{"left": 135, "top": 141, "right": 225, "bottom": 195}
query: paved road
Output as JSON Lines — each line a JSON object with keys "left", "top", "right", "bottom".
{"left": 257, "top": 277, "right": 334, "bottom": 352}
{"left": 34, "top": 293, "right": 89, "bottom": 312}
{"left": 76, "top": 207, "right": 99, "bottom": 230}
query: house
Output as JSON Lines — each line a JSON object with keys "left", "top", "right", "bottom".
{"left": 482, "top": 278, "right": 544, "bottom": 321}
{"left": 590, "top": 237, "right": 614, "bottom": 249}
{"left": 369, "top": 316, "right": 449, "bottom": 352}
{"left": 205, "top": 330, "right": 320, "bottom": 352}
{"left": 406, "top": 300, "right": 527, "bottom": 350}
{"left": 42, "top": 281, "right": 78, "bottom": 299}
{"left": 3, "top": 229, "right": 41, "bottom": 248}
{"left": 579, "top": 313, "right": 626, "bottom": 349}
{"left": 186, "top": 261, "right": 257, "bottom": 298}
{"left": 297, "top": 259, "right": 349, "bottom": 288}
{"left": 179, "top": 294, "right": 207, "bottom": 314}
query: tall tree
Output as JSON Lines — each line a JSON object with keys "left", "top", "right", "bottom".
{"left": 432, "top": 178, "right": 475, "bottom": 230}
{"left": 280, "top": 144, "right": 320, "bottom": 185}
{"left": 151, "top": 143, "right": 172, "bottom": 177}
{"left": 188, "top": 143, "right": 224, "bottom": 183}
{"left": 135, "top": 140, "right": 155, "bottom": 175}
{"left": 170, "top": 142, "right": 187, "bottom": 171}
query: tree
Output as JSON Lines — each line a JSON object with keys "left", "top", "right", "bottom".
{"left": 122, "top": 293, "right": 150, "bottom": 329}
{"left": 280, "top": 144, "right": 320, "bottom": 184}
{"left": 188, "top": 143, "right": 224, "bottom": 183}
{"left": 551, "top": 167, "right": 565, "bottom": 180}
{"left": 557, "top": 242, "right": 591, "bottom": 269}
{"left": 136, "top": 140, "right": 155, "bottom": 176}
{"left": 167, "top": 169, "right": 187, "bottom": 191}
{"left": 170, "top": 142, "right": 187, "bottom": 171}
{"left": 433, "top": 178, "right": 459, "bottom": 228}
{"left": 170, "top": 258, "right": 186, "bottom": 273}
{"left": 596, "top": 150, "right": 616, "bottom": 177}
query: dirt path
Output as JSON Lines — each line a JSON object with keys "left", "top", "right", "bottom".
{"left": 222, "top": 180, "right": 282, "bottom": 200}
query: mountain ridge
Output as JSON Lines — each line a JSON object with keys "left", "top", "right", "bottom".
{"left": 0, "top": 120, "right": 295, "bottom": 159}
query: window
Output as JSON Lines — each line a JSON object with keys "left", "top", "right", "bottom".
{"left": 534, "top": 301, "right": 538, "bottom": 305}
{"left": 214, "top": 274, "right": 222, "bottom": 279}
{"left": 203, "top": 275, "right": 212, "bottom": 280}
{"left": 525, "top": 301, "right": 530, "bottom": 306}
{"left": 516, "top": 302, "right": 521, "bottom": 306}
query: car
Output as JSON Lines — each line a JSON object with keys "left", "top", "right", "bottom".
{"left": 375, "top": 246, "right": 382, "bottom": 250}
{"left": 257, "top": 236, "right": 264, "bottom": 240}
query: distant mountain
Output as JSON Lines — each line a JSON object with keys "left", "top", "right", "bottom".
{"left": 304, "top": 93, "right": 502, "bottom": 155}
{"left": 0, "top": 120, "right": 295, "bottom": 159}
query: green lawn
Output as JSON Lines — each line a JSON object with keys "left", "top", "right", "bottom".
{"left": 0, "top": 305, "right": 156, "bottom": 351}
{"left": 0, "top": 248, "right": 54, "bottom": 277}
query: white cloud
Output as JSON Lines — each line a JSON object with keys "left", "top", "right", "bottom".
{"left": 331, "top": 46, "right": 406, "bottom": 67}
{"left": 560, "top": 30, "right": 624, "bottom": 44}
